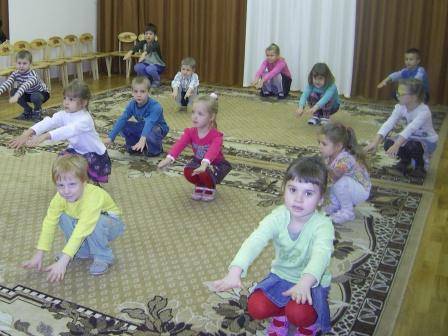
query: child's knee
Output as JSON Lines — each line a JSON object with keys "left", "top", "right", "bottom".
{"left": 285, "top": 301, "right": 317, "bottom": 327}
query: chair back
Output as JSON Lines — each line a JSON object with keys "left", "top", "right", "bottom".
{"left": 13, "top": 40, "right": 31, "bottom": 52}
{"left": 78, "top": 33, "right": 95, "bottom": 55}
{"left": 138, "top": 33, "right": 144, "bottom": 41}
{"left": 47, "top": 36, "right": 65, "bottom": 59}
{"left": 0, "top": 42, "right": 14, "bottom": 68}
{"left": 63, "top": 34, "right": 81, "bottom": 57}
{"left": 30, "top": 38, "right": 48, "bottom": 62}
{"left": 117, "top": 32, "right": 137, "bottom": 52}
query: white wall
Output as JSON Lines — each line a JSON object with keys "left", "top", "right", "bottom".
{"left": 9, "top": 0, "right": 97, "bottom": 44}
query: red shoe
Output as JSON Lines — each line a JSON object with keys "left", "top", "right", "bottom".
{"left": 191, "top": 186, "right": 204, "bottom": 201}
{"left": 267, "top": 316, "right": 288, "bottom": 336}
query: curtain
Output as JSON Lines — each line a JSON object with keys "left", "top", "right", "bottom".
{"left": 243, "top": 0, "right": 357, "bottom": 97}
{"left": 352, "top": 0, "right": 448, "bottom": 104}
{"left": 97, "top": 0, "right": 247, "bottom": 86}
{"left": 0, "top": 0, "right": 8, "bottom": 41}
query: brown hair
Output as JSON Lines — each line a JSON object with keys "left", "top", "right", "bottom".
{"left": 132, "top": 75, "right": 151, "bottom": 90}
{"left": 398, "top": 78, "right": 425, "bottom": 102}
{"left": 52, "top": 154, "right": 89, "bottom": 184}
{"left": 282, "top": 156, "right": 328, "bottom": 195}
{"left": 63, "top": 79, "right": 91, "bottom": 110}
{"left": 16, "top": 50, "right": 32, "bottom": 63}
{"left": 308, "top": 63, "right": 335, "bottom": 87}
{"left": 181, "top": 57, "right": 196, "bottom": 70}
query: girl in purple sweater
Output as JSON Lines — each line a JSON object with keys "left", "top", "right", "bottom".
{"left": 157, "top": 93, "right": 232, "bottom": 201}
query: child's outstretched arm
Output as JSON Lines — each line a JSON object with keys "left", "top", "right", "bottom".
{"left": 157, "top": 156, "right": 174, "bottom": 170}
{"left": 364, "top": 134, "right": 384, "bottom": 153}
{"left": 8, "top": 128, "right": 35, "bottom": 149}
{"left": 282, "top": 273, "right": 316, "bottom": 304}
{"left": 377, "top": 76, "right": 391, "bottom": 88}
{"left": 213, "top": 266, "right": 243, "bottom": 292}
{"left": 26, "top": 132, "right": 51, "bottom": 147}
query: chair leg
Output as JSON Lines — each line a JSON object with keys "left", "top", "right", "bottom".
{"left": 44, "top": 68, "right": 51, "bottom": 92}
{"left": 105, "top": 56, "right": 112, "bottom": 77}
{"left": 92, "top": 60, "right": 99, "bottom": 80}
{"left": 76, "top": 63, "right": 84, "bottom": 81}
{"left": 126, "top": 59, "right": 131, "bottom": 78}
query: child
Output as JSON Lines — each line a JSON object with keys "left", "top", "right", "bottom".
{"left": 213, "top": 156, "right": 334, "bottom": 335}
{"left": 252, "top": 43, "right": 292, "bottom": 99}
{"left": 124, "top": 23, "right": 166, "bottom": 88}
{"left": 157, "top": 93, "right": 232, "bottom": 201}
{"left": 296, "top": 63, "right": 340, "bottom": 126}
{"left": 319, "top": 123, "right": 371, "bottom": 224}
{"left": 23, "top": 155, "right": 125, "bottom": 280}
{"left": 171, "top": 57, "right": 199, "bottom": 107}
{"left": 104, "top": 76, "right": 169, "bottom": 157}
{"left": 0, "top": 50, "right": 50, "bottom": 121}
{"left": 365, "top": 78, "right": 438, "bottom": 178}
{"left": 377, "top": 48, "right": 429, "bottom": 103}
{"left": 9, "top": 79, "right": 111, "bottom": 184}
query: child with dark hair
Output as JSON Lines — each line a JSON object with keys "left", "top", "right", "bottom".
{"left": 296, "top": 63, "right": 340, "bottom": 125}
{"left": 123, "top": 23, "right": 166, "bottom": 87}
{"left": 0, "top": 50, "right": 50, "bottom": 121}
{"left": 377, "top": 48, "right": 429, "bottom": 103}
{"left": 212, "top": 156, "right": 334, "bottom": 335}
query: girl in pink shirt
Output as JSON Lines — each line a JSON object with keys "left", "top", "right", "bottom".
{"left": 252, "top": 43, "right": 292, "bottom": 99}
{"left": 158, "top": 93, "right": 232, "bottom": 201}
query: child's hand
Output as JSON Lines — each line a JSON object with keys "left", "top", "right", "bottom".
{"left": 385, "top": 143, "right": 400, "bottom": 158}
{"left": 103, "top": 138, "right": 113, "bottom": 147}
{"left": 157, "top": 157, "right": 173, "bottom": 170}
{"left": 9, "top": 95, "right": 19, "bottom": 104}
{"left": 44, "top": 254, "right": 70, "bottom": 282}
{"left": 296, "top": 106, "right": 305, "bottom": 117}
{"left": 26, "top": 133, "right": 50, "bottom": 147}
{"left": 309, "top": 105, "right": 319, "bottom": 115}
{"left": 23, "top": 250, "right": 44, "bottom": 271}
{"left": 377, "top": 79, "right": 388, "bottom": 89}
{"left": 9, "top": 134, "right": 30, "bottom": 149}
{"left": 212, "top": 267, "right": 243, "bottom": 292}
{"left": 255, "top": 79, "right": 264, "bottom": 89}
{"left": 123, "top": 52, "right": 131, "bottom": 61}
{"left": 131, "top": 137, "right": 147, "bottom": 152}
{"left": 364, "top": 142, "right": 378, "bottom": 153}
{"left": 282, "top": 274, "right": 316, "bottom": 305}
{"left": 192, "top": 161, "right": 209, "bottom": 175}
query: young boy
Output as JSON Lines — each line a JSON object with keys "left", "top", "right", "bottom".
{"left": 104, "top": 76, "right": 169, "bottom": 156}
{"left": 0, "top": 50, "right": 50, "bottom": 121}
{"left": 23, "top": 155, "right": 125, "bottom": 281}
{"left": 377, "top": 48, "right": 429, "bottom": 102}
{"left": 171, "top": 57, "right": 200, "bottom": 107}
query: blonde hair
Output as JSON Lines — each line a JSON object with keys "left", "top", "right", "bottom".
{"left": 266, "top": 43, "right": 280, "bottom": 55}
{"left": 52, "top": 154, "right": 89, "bottom": 184}
{"left": 63, "top": 79, "right": 91, "bottom": 109}
{"left": 132, "top": 75, "right": 151, "bottom": 90}
{"left": 192, "top": 93, "right": 219, "bottom": 129}
{"left": 398, "top": 78, "right": 425, "bottom": 102}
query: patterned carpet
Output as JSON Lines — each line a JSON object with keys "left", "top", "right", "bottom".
{"left": 0, "top": 86, "right": 446, "bottom": 335}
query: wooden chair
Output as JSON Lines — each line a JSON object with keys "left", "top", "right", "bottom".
{"left": 46, "top": 36, "right": 68, "bottom": 87}
{"left": 0, "top": 43, "right": 15, "bottom": 77}
{"left": 29, "top": 38, "right": 52, "bottom": 91}
{"left": 63, "top": 34, "right": 97, "bottom": 81}
{"left": 78, "top": 33, "right": 111, "bottom": 78}
{"left": 106, "top": 32, "right": 137, "bottom": 78}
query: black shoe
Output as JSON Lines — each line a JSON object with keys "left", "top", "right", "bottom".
{"left": 260, "top": 91, "right": 271, "bottom": 97}
{"left": 32, "top": 109, "right": 42, "bottom": 122}
{"left": 409, "top": 166, "right": 426, "bottom": 178}
{"left": 15, "top": 111, "right": 32, "bottom": 120}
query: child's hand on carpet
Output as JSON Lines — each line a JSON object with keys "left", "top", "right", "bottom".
{"left": 103, "top": 138, "right": 113, "bottom": 147}
{"left": 26, "top": 133, "right": 50, "bottom": 147}
{"left": 23, "top": 250, "right": 44, "bottom": 271}
{"left": 296, "top": 106, "right": 305, "bottom": 117}
{"left": 158, "top": 157, "right": 173, "bottom": 170}
{"left": 211, "top": 266, "right": 243, "bottom": 292}
{"left": 8, "top": 129, "right": 35, "bottom": 149}
{"left": 44, "top": 254, "right": 70, "bottom": 282}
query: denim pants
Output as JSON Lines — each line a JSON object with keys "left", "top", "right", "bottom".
{"left": 121, "top": 121, "right": 167, "bottom": 155}
{"left": 10, "top": 88, "right": 50, "bottom": 113}
{"left": 134, "top": 63, "right": 165, "bottom": 82}
{"left": 330, "top": 176, "right": 370, "bottom": 212}
{"left": 59, "top": 212, "right": 125, "bottom": 264}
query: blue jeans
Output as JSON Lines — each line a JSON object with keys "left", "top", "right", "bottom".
{"left": 59, "top": 212, "right": 125, "bottom": 264}
{"left": 121, "top": 121, "right": 167, "bottom": 155}
{"left": 134, "top": 63, "right": 165, "bottom": 82}
{"left": 10, "top": 88, "right": 50, "bottom": 113}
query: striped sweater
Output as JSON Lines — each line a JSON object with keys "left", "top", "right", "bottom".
{"left": 0, "top": 70, "right": 48, "bottom": 97}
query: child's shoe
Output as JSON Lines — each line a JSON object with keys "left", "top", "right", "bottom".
{"left": 260, "top": 91, "right": 271, "bottom": 97}
{"left": 409, "top": 166, "right": 426, "bottom": 178}
{"left": 191, "top": 186, "right": 204, "bottom": 201}
{"left": 267, "top": 316, "right": 289, "bottom": 336}
{"left": 294, "top": 323, "right": 319, "bottom": 336}
{"left": 201, "top": 188, "right": 216, "bottom": 202}
{"left": 32, "top": 109, "right": 42, "bottom": 122}
{"left": 277, "top": 93, "right": 286, "bottom": 100}
{"left": 320, "top": 117, "right": 330, "bottom": 125}
{"left": 307, "top": 117, "right": 320, "bottom": 125}
{"left": 16, "top": 110, "right": 33, "bottom": 120}
{"left": 392, "top": 160, "right": 410, "bottom": 175}
{"left": 331, "top": 209, "right": 355, "bottom": 224}
{"left": 89, "top": 261, "right": 109, "bottom": 275}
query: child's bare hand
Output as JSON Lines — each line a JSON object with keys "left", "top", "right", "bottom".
{"left": 131, "top": 137, "right": 146, "bottom": 152}
{"left": 255, "top": 79, "right": 264, "bottom": 89}
{"left": 9, "top": 95, "right": 19, "bottom": 104}
{"left": 192, "top": 165, "right": 207, "bottom": 176}
{"left": 212, "top": 275, "right": 243, "bottom": 292}
{"left": 103, "top": 138, "right": 113, "bottom": 147}
{"left": 282, "top": 283, "right": 312, "bottom": 305}
{"left": 364, "top": 142, "right": 377, "bottom": 153}
{"left": 296, "top": 107, "right": 304, "bottom": 117}
{"left": 44, "top": 254, "right": 70, "bottom": 282}
{"left": 9, "top": 134, "right": 30, "bottom": 149}
{"left": 22, "top": 251, "right": 44, "bottom": 271}
{"left": 171, "top": 90, "right": 178, "bottom": 99}
{"left": 157, "top": 157, "right": 173, "bottom": 170}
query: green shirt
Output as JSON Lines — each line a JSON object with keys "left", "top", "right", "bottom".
{"left": 37, "top": 184, "right": 122, "bottom": 257}
{"left": 230, "top": 205, "right": 334, "bottom": 286}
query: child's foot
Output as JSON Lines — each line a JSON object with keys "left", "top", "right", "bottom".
{"left": 191, "top": 186, "right": 204, "bottom": 201}
{"left": 331, "top": 209, "right": 355, "bottom": 224}
{"left": 89, "top": 261, "right": 109, "bottom": 276}
{"left": 294, "top": 323, "right": 319, "bottom": 336}
{"left": 267, "top": 316, "right": 288, "bottom": 336}
{"left": 260, "top": 91, "right": 271, "bottom": 97}
{"left": 307, "top": 117, "right": 320, "bottom": 125}
{"left": 392, "top": 160, "right": 410, "bottom": 175}
{"left": 409, "top": 166, "right": 426, "bottom": 178}
{"left": 16, "top": 110, "right": 33, "bottom": 120}
{"left": 277, "top": 93, "right": 286, "bottom": 100}
{"left": 201, "top": 188, "right": 216, "bottom": 202}
{"left": 32, "top": 109, "right": 42, "bottom": 122}
{"left": 320, "top": 117, "right": 330, "bottom": 125}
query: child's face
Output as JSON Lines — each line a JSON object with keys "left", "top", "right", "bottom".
{"left": 318, "top": 134, "right": 342, "bottom": 159}
{"left": 180, "top": 65, "right": 193, "bottom": 77}
{"left": 63, "top": 95, "right": 87, "bottom": 113}
{"left": 132, "top": 83, "right": 150, "bottom": 106}
{"left": 284, "top": 178, "right": 323, "bottom": 224}
{"left": 191, "top": 102, "right": 213, "bottom": 130}
{"left": 266, "top": 50, "right": 279, "bottom": 64}
{"left": 404, "top": 53, "right": 420, "bottom": 69}
{"left": 397, "top": 84, "right": 416, "bottom": 106}
{"left": 56, "top": 172, "right": 85, "bottom": 202}
{"left": 16, "top": 58, "right": 31, "bottom": 73}
{"left": 312, "top": 75, "right": 326, "bottom": 88}
{"left": 144, "top": 31, "right": 155, "bottom": 42}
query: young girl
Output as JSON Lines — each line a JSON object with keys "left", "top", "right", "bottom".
{"left": 157, "top": 93, "right": 232, "bottom": 201}
{"left": 365, "top": 78, "right": 438, "bottom": 178}
{"left": 124, "top": 23, "right": 166, "bottom": 88}
{"left": 296, "top": 63, "right": 340, "bottom": 125}
{"left": 319, "top": 123, "right": 371, "bottom": 224}
{"left": 9, "top": 79, "right": 112, "bottom": 184}
{"left": 23, "top": 155, "right": 124, "bottom": 280}
{"left": 252, "top": 43, "right": 292, "bottom": 99}
{"left": 213, "top": 156, "right": 334, "bottom": 336}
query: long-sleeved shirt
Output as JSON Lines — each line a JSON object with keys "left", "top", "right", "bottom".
{"left": 131, "top": 40, "right": 166, "bottom": 67}
{"left": 37, "top": 184, "right": 122, "bottom": 257}
{"left": 230, "top": 206, "right": 334, "bottom": 286}
{"left": 378, "top": 103, "right": 438, "bottom": 144}
{"left": 171, "top": 72, "right": 200, "bottom": 92}
{"left": 388, "top": 66, "right": 429, "bottom": 93}
{"left": 0, "top": 69, "right": 48, "bottom": 97}
{"left": 168, "top": 128, "right": 225, "bottom": 163}
{"left": 108, "top": 98, "right": 169, "bottom": 140}
{"left": 31, "top": 109, "right": 106, "bottom": 155}
{"left": 254, "top": 58, "right": 292, "bottom": 82}
{"left": 328, "top": 150, "right": 371, "bottom": 191}
{"left": 298, "top": 83, "right": 340, "bottom": 108}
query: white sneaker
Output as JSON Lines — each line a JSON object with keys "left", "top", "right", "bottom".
{"left": 331, "top": 209, "right": 355, "bottom": 224}
{"left": 320, "top": 117, "right": 330, "bottom": 125}
{"left": 307, "top": 117, "right": 320, "bottom": 125}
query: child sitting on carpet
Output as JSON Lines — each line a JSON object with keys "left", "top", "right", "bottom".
{"left": 9, "top": 79, "right": 111, "bottom": 184}
{"left": 296, "top": 63, "right": 340, "bottom": 125}
{"left": 212, "top": 156, "right": 334, "bottom": 336}
{"left": 157, "top": 93, "right": 232, "bottom": 201}
{"left": 319, "top": 122, "right": 371, "bottom": 224}
{"left": 104, "top": 76, "right": 169, "bottom": 157}
{"left": 251, "top": 43, "right": 292, "bottom": 99}
{"left": 365, "top": 78, "right": 438, "bottom": 178}
{"left": 171, "top": 57, "right": 199, "bottom": 107}
{"left": 0, "top": 50, "right": 50, "bottom": 121}
{"left": 23, "top": 155, "right": 125, "bottom": 280}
